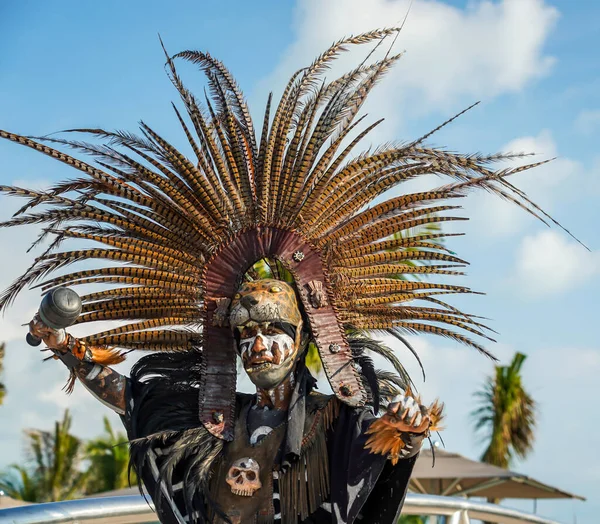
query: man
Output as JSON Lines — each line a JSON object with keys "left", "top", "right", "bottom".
{"left": 3, "top": 28, "right": 558, "bottom": 523}
{"left": 31, "top": 278, "right": 437, "bottom": 522}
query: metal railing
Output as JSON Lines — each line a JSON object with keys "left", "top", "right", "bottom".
{"left": 0, "top": 494, "right": 560, "bottom": 523}
{"left": 403, "top": 495, "right": 559, "bottom": 524}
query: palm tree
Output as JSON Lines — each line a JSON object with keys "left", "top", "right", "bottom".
{"left": 0, "top": 409, "right": 89, "bottom": 502}
{"left": 471, "top": 352, "right": 537, "bottom": 469}
{"left": 0, "top": 465, "right": 41, "bottom": 501}
{"left": 0, "top": 342, "right": 6, "bottom": 405}
{"left": 85, "top": 416, "right": 135, "bottom": 494}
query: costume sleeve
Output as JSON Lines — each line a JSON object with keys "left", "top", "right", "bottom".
{"left": 53, "top": 349, "right": 128, "bottom": 414}
{"left": 328, "top": 405, "right": 416, "bottom": 524}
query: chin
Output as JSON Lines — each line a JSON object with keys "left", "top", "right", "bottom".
{"left": 245, "top": 361, "right": 293, "bottom": 390}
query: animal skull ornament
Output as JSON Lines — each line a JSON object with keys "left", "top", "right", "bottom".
{"left": 226, "top": 458, "right": 262, "bottom": 497}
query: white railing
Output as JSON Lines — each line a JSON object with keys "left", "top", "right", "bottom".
{"left": 0, "top": 494, "right": 560, "bottom": 523}
{"left": 403, "top": 495, "right": 559, "bottom": 524}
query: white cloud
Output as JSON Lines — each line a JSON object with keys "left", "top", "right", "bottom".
{"left": 0, "top": 336, "right": 123, "bottom": 469}
{"left": 0, "top": 182, "right": 53, "bottom": 343}
{"left": 0, "top": 178, "right": 133, "bottom": 468}
{"left": 516, "top": 347, "right": 600, "bottom": 507}
{"left": 258, "top": 0, "right": 567, "bottom": 237}
{"left": 373, "top": 336, "right": 598, "bottom": 507}
{"left": 575, "top": 109, "right": 600, "bottom": 135}
{"left": 259, "top": 0, "right": 558, "bottom": 138}
{"left": 465, "top": 130, "right": 585, "bottom": 238}
{"left": 0, "top": 179, "right": 138, "bottom": 344}
{"left": 514, "top": 230, "right": 600, "bottom": 296}
{"left": 370, "top": 335, "right": 502, "bottom": 445}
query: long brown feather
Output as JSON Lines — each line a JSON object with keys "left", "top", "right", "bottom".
{"left": 0, "top": 33, "right": 581, "bottom": 370}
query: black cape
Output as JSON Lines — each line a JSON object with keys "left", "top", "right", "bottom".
{"left": 123, "top": 354, "right": 415, "bottom": 523}
{"left": 125, "top": 393, "right": 415, "bottom": 523}
{"left": 311, "top": 402, "right": 416, "bottom": 523}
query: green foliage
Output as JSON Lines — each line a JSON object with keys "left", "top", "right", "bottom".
{"left": 0, "top": 411, "right": 137, "bottom": 501}
{"left": 85, "top": 416, "right": 135, "bottom": 494}
{"left": 0, "top": 342, "right": 5, "bottom": 405}
{"left": 248, "top": 258, "right": 294, "bottom": 283}
{"left": 304, "top": 341, "right": 323, "bottom": 375}
{"left": 471, "top": 352, "right": 537, "bottom": 469}
{"left": 0, "top": 465, "right": 41, "bottom": 502}
{"left": 398, "top": 515, "right": 428, "bottom": 524}
{"left": 0, "top": 410, "right": 89, "bottom": 502}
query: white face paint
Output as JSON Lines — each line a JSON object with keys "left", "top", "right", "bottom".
{"left": 237, "top": 324, "right": 300, "bottom": 389}
{"left": 239, "top": 333, "right": 294, "bottom": 363}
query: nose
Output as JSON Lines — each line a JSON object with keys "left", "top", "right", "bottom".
{"left": 240, "top": 295, "right": 258, "bottom": 309}
{"left": 251, "top": 335, "right": 266, "bottom": 354}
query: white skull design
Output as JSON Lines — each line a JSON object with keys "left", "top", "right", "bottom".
{"left": 226, "top": 457, "right": 262, "bottom": 497}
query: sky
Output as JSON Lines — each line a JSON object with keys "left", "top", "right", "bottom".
{"left": 0, "top": 0, "right": 598, "bottom": 522}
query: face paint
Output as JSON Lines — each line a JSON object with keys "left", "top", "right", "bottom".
{"left": 239, "top": 333, "right": 294, "bottom": 363}
{"left": 237, "top": 325, "right": 300, "bottom": 389}
{"left": 229, "top": 279, "right": 304, "bottom": 390}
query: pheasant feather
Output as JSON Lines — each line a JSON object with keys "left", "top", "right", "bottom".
{"left": 0, "top": 31, "right": 580, "bottom": 399}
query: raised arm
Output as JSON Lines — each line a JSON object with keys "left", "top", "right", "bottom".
{"left": 29, "top": 316, "right": 127, "bottom": 415}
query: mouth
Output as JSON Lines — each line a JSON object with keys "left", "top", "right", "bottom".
{"left": 245, "top": 353, "right": 278, "bottom": 373}
{"left": 246, "top": 362, "right": 273, "bottom": 373}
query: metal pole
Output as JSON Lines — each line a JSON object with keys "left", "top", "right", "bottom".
{"left": 0, "top": 496, "right": 155, "bottom": 524}
{"left": 0, "top": 493, "right": 562, "bottom": 524}
{"left": 447, "top": 510, "right": 471, "bottom": 524}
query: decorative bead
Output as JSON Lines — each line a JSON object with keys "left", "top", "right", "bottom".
{"left": 339, "top": 384, "right": 353, "bottom": 397}
{"left": 329, "top": 343, "right": 341, "bottom": 353}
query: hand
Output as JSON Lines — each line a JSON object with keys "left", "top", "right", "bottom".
{"left": 385, "top": 394, "right": 430, "bottom": 435}
{"left": 365, "top": 392, "right": 444, "bottom": 464}
{"left": 29, "top": 315, "right": 67, "bottom": 350}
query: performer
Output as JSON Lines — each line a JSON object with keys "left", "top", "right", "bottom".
{"left": 0, "top": 29, "right": 570, "bottom": 523}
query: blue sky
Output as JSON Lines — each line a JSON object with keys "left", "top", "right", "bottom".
{"left": 0, "top": 1, "right": 598, "bottom": 522}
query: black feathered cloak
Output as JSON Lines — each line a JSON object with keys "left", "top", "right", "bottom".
{"left": 124, "top": 356, "right": 415, "bottom": 524}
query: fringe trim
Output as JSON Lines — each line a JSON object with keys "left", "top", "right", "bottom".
{"left": 279, "top": 397, "right": 339, "bottom": 521}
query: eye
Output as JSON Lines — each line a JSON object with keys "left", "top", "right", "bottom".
{"left": 234, "top": 293, "right": 241, "bottom": 300}
{"left": 246, "top": 471, "right": 256, "bottom": 481}
{"left": 231, "top": 469, "right": 240, "bottom": 477}
{"left": 239, "top": 325, "right": 258, "bottom": 339}
{"left": 270, "top": 286, "right": 282, "bottom": 293}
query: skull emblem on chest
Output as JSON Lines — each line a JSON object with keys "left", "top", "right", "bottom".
{"left": 226, "top": 457, "right": 262, "bottom": 496}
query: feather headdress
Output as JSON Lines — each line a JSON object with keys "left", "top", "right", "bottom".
{"left": 0, "top": 29, "right": 578, "bottom": 440}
